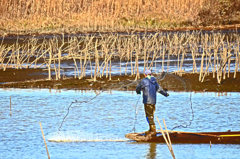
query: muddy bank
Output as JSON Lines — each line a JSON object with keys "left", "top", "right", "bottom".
{"left": 1, "top": 26, "right": 240, "bottom": 42}
{"left": 0, "top": 69, "right": 239, "bottom": 92}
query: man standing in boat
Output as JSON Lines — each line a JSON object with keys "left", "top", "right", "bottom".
{"left": 136, "top": 70, "right": 169, "bottom": 137}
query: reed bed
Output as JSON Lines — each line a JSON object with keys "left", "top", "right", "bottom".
{"left": 0, "top": 31, "right": 239, "bottom": 84}
{"left": 1, "top": 0, "right": 238, "bottom": 35}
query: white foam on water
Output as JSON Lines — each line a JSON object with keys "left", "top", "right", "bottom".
{"left": 47, "top": 130, "right": 128, "bottom": 142}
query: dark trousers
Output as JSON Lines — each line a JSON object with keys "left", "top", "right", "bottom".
{"left": 144, "top": 104, "right": 156, "bottom": 125}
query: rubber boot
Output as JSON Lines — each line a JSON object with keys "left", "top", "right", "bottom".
{"left": 149, "top": 125, "right": 156, "bottom": 137}
{"left": 145, "top": 125, "right": 151, "bottom": 136}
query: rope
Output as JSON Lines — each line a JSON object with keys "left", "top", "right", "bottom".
{"left": 132, "top": 95, "right": 141, "bottom": 132}
{"left": 171, "top": 91, "right": 194, "bottom": 131}
{"left": 57, "top": 75, "right": 151, "bottom": 132}
{"left": 159, "top": 72, "right": 194, "bottom": 131}
{"left": 57, "top": 71, "right": 195, "bottom": 133}
{"left": 58, "top": 81, "right": 121, "bottom": 132}
{"left": 58, "top": 91, "right": 103, "bottom": 132}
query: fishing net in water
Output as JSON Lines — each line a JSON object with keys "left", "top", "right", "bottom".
{"left": 57, "top": 71, "right": 194, "bottom": 135}
{"left": 48, "top": 130, "right": 127, "bottom": 142}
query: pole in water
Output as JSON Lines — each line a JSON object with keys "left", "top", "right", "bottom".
{"left": 156, "top": 117, "right": 176, "bottom": 159}
{"left": 163, "top": 119, "right": 173, "bottom": 150}
{"left": 39, "top": 122, "right": 50, "bottom": 159}
{"left": 10, "top": 96, "right": 12, "bottom": 116}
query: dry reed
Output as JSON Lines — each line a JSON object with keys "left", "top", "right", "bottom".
{"left": 0, "top": 0, "right": 215, "bottom": 35}
{"left": 0, "top": 31, "right": 239, "bottom": 83}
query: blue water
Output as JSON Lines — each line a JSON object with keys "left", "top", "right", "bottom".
{"left": 0, "top": 89, "right": 240, "bottom": 159}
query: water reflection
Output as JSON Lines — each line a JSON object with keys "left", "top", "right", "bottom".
{"left": 146, "top": 143, "right": 157, "bottom": 159}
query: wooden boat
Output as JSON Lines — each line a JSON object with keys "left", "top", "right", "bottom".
{"left": 125, "top": 131, "right": 240, "bottom": 144}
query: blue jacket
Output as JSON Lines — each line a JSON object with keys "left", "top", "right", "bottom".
{"left": 136, "top": 76, "right": 168, "bottom": 104}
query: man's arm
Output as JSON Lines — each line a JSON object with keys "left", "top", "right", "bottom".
{"left": 156, "top": 83, "right": 169, "bottom": 97}
{"left": 136, "top": 80, "right": 143, "bottom": 94}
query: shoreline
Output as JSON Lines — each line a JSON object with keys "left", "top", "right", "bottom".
{"left": 1, "top": 69, "right": 239, "bottom": 92}
{"left": 1, "top": 24, "right": 240, "bottom": 39}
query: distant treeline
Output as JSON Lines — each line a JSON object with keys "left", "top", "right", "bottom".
{"left": 0, "top": 0, "right": 240, "bottom": 35}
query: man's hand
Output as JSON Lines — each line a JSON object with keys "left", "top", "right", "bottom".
{"left": 136, "top": 87, "right": 141, "bottom": 95}
{"left": 159, "top": 90, "right": 169, "bottom": 97}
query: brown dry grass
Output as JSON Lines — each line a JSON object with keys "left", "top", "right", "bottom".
{"left": 1, "top": 0, "right": 239, "bottom": 35}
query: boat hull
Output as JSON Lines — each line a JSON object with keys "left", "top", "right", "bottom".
{"left": 125, "top": 131, "right": 240, "bottom": 144}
